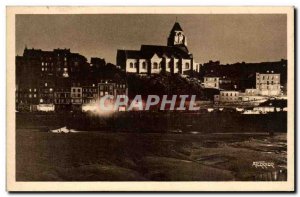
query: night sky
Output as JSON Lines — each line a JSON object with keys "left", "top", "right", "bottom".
{"left": 16, "top": 14, "right": 287, "bottom": 64}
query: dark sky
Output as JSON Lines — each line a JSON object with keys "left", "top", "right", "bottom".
{"left": 16, "top": 14, "right": 287, "bottom": 64}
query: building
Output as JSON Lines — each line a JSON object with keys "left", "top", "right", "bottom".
{"left": 82, "top": 83, "right": 98, "bottom": 105}
{"left": 71, "top": 84, "right": 83, "bottom": 111}
{"left": 16, "top": 47, "right": 89, "bottom": 111}
{"left": 116, "top": 22, "right": 200, "bottom": 76}
{"left": 54, "top": 79, "right": 72, "bottom": 111}
{"left": 203, "top": 75, "right": 219, "bottom": 89}
{"left": 256, "top": 72, "right": 281, "bottom": 96}
{"left": 218, "top": 90, "right": 240, "bottom": 103}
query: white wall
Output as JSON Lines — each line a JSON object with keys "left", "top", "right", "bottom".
{"left": 126, "top": 59, "right": 138, "bottom": 73}
{"left": 150, "top": 54, "right": 162, "bottom": 74}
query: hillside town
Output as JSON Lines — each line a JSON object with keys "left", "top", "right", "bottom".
{"left": 15, "top": 22, "right": 287, "bottom": 113}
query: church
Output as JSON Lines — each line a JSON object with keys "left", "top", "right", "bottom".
{"left": 116, "top": 22, "right": 200, "bottom": 76}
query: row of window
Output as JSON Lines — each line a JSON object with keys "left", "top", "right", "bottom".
{"left": 71, "top": 93, "right": 82, "bottom": 98}
{"left": 82, "top": 88, "right": 97, "bottom": 92}
{"left": 129, "top": 62, "right": 190, "bottom": 69}
{"left": 205, "top": 78, "right": 218, "bottom": 81}
{"left": 221, "top": 92, "right": 238, "bottom": 97}
{"left": 257, "top": 81, "right": 279, "bottom": 85}
{"left": 257, "top": 76, "right": 279, "bottom": 80}
{"left": 83, "top": 99, "right": 96, "bottom": 104}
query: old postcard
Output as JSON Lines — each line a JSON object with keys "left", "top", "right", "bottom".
{"left": 6, "top": 6, "right": 294, "bottom": 191}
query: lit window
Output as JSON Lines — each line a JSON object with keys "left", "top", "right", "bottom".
{"left": 34, "top": 94, "right": 36, "bottom": 98}
{"left": 34, "top": 88, "right": 37, "bottom": 92}
{"left": 45, "top": 83, "right": 48, "bottom": 87}
{"left": 29, "top": 88, "right": 31, "bottom": 92}
{"left": 42, "top": 68, "right": 44, "bottom": 71}
{"left": 49, "top": 88, "right": 53, "bottom": 92}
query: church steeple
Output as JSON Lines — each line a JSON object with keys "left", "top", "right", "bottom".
{"left": 167, "top": 22, "right": 188, "bottom": 49}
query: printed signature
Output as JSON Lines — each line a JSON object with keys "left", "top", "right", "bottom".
{"left": 252, "top": 161, "right": 275, "bottom": 169}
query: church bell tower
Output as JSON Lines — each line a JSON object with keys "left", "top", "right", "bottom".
{"left": 167, "top": 22, "right": 188, "bottom": 50}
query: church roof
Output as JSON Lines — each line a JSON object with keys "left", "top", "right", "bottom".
{"left": 117, "top": 44, "right": 191, "bottom": 60}
{"left": 170, "top": 22, "right": 183, "bottom": 32}
{"left": 140, "top": 45, "right": 190, "bottom": 59}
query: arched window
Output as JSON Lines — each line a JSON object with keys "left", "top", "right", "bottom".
{"left": 153, "top": 62, "right": 158, "bottom": 69}
{"left": 142, "top": 62, "right": 146, "bottom": 69}
{"left": 130, "top": 62, "right": 134, "bottom": 68}
{"left": 185, "top": 62, "right": 189, "bottom": 69}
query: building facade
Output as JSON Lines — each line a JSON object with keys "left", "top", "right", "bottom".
{"left": 203, "top": 76, "right": 220, "bottom": 89}
{"left": 219, "top": 90, "right": 240, "bottom": 102}
{"left": 117, "top": 22, "right": 200, "bottom": 76}
{"left": 16, "top": 47, "right": 128, "bottom": 112}
{"left": 256, "top": 72, "right": 281, "bottom": 96}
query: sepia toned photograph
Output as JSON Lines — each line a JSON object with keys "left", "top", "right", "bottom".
{"left": 6, "top": 7, "right": 294, "bottom": 191}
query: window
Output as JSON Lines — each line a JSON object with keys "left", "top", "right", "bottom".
{"left": 130, "top": 63, "right": 134, "bottom": 68}
{"left": 45, "top": 83, "right": 48, "bottom": 87}
{"left": 185, "top": 62, "right": 189, "bottom": 69}
{"left": 153, "top": 62, "right": 158, "bottom": 69}
{"left": 78, "top": 89, "right": 81, "bottom": 92}
{"left": 34, "top": 88, "right": 37, "bottom": 92}
{"left": 176, "top": 62, "right": 179, "bottom": 68}
{"left": 142, "top": 62, "right": 146, "bottom": 69}
{"left": 42, "top": 68, "right": 44, "bottom": 71}
{"left": 34, "top": 94, "right": 36, "bottom": 98}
